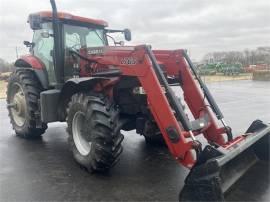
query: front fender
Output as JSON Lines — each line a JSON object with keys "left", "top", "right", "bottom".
{"left": 57, "top": 77, "right": 110, "bottom": 121}
{"left": 41, "top": 77, "right": 110, "bottom": 123}
{"left": 62, "top": 77, "right": 110, "bottom": 94}
{"left": 60, "top": 77, "right": 110, "bottom": 101}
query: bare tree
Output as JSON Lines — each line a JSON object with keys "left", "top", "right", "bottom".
{"left": 202, "top": 47, "right": 270, "bottom": 66}
{"left": 0, "top": 58, "right": 14, "bottom": 73}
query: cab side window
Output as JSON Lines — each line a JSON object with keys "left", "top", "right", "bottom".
{"left": 65, "top": 32, "right": 81, "bottom": 49}
{"left": 86, "top": 30, "right": 104, "bottom": 47}
{"left": 32, "top": 23, "right": 56, "bottom": 85}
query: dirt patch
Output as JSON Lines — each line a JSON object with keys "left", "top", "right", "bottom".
{"left": 0, "top": 72, "right": 11, "bottom": 82}
{"left": 0, "top": 72, "right": 11, "bottom": 99}
{"left": 0, "top": 80, "right": 7, "bottom": 99}
{"left": 253, "top": 70, "right": 270, "bottom": 81}
{"left": 201, "top": 73, "right": 252, "bottom": 83}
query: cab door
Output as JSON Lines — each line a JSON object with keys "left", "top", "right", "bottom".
{"left": 32, "top": 23, "right": 57, "bottom": 86}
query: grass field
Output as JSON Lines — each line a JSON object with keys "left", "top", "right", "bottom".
{"left": 0, "top": 73, "right": 252, "bottom": 99}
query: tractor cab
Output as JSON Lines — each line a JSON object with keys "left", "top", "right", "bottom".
{"left": 26, "top": 11, "right": 131, "bottom": 86}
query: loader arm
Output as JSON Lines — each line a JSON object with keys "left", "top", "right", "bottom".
{"left": 82, "top": 45, "right": 229, "bottom": 167}
{"left": 152, "top": 49, "right": 228, "bottom": 144}
{"left": 82, "top": 45, "right": 270, "bottom": 201}
{"left": 81, "top": 45, "right": 196, "bottom": 167}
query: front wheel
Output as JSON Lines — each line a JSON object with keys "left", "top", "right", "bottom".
{"left": 66, "top": 93, "right": 124, "bottom": 172}
{"left": 143, "top": 120, "right": 166, "bottom": 146}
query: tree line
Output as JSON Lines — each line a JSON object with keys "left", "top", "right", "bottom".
{"left": 0, "top": 58, "right": 14, "bottom": 73}
{"left": 202, "top": 47, "right": 270, "bottom": 66}
{"left": 1, "top": 46, "right": 270, "bottom": 73}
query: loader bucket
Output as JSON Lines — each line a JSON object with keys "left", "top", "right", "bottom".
{"left": 179, "top": 120, "right": 270, "bottom": 202}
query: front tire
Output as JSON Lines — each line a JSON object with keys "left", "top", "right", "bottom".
{"left": 67, "top": 93, "right": 124, "bottom": 172}
{"left": 6, "top": 69, "right": 47, "bottom": 138}
{"left": 143, "top": 120, "right": 166, "bottom": 146}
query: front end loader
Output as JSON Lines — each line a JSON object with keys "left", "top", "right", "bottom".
{"left": 6, "top": 0, "right": 269, "bottom": 201}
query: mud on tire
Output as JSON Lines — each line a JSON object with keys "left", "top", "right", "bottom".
{"left": 66, "top": 93, "right": 124, "bottom": 172}
{"left": 6, "top": 69, "right": 47, "bottom": 138}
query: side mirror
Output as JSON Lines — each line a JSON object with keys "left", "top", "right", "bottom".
{"left": 28, "top": 14, "right": 42, "bottom": 30}
{"left": 115, "top": 41, "right": 125, "bottom": 46}
{"left": 23, "top": 41, "right": 34, "bottom": 47}
{"left": 123, "top": 29, "right": 131, "bottom": 41}
{"left": 119, "top": 41, "right": 125, "bottom": 46}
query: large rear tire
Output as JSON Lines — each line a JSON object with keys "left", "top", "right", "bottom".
{"left": 66, "top": 93, "right": 124, "bottom": 172}
{"left": 6, "top": 69, "right": 47, "bottom": 138}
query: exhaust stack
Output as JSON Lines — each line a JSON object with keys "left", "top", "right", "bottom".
{"left": 50, "top": 0, "right": 64, "bottom": 87}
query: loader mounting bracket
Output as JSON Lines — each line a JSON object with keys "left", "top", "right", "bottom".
{"left": 166, "top": 126, "right": 180, "bottom": 143}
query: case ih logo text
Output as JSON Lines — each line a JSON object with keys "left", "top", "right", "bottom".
{"left": 88, "top": 49, "right": 103, "bottom": 55}
{"left": 120, "top": 57, "right": 137, "bottom": 65}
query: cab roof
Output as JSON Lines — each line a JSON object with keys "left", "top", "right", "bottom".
{"left": 29, "top": 11, "right": 108, "bottom": 27}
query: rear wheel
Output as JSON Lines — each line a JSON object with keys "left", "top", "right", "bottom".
{"left": 66, "top": 93, "right": 124, "bottom": 172}
{"left": 6, "top": 70, "right": 47, "bottom": 138}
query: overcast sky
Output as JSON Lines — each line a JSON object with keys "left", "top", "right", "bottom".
{"left": 0, "top": 0, "right": 269, "bottom": 62}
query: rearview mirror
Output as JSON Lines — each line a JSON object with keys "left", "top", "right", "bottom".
{"left": 124, "top": 29, "right": 131, "bottom": 41}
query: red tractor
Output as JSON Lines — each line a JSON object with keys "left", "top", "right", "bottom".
{"left": 6, "top": 0, "right": 269, "bottom": 201}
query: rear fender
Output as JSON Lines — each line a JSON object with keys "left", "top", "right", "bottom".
{"left": 15, "top": 56, "right": 49, "bottom": 89}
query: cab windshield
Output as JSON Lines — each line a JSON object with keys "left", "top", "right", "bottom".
{"left": 64, "top": 24, "right": 106, "bottom": 49}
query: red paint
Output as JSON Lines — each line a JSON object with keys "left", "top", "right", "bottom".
{"left": 19, "top": 55, "right": 44, "bottom": 70}
{"left": 93, "top": 78, "right": 120, "bottom": 100}
{"left": 66, "top": 45, "right": 249, "bottom": 168}
{"left": 221, "top": 135, "right": 245, "bottom": 150}
{"left": 31, "top": 11, "right": 108, "bottom": 27}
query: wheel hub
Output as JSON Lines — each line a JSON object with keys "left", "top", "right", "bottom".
{"left": 72, "top": 111, "right": 91, "bottom": 156}
{"left": 14, "top": 93, "right": 25, "bottom": 115}
{"left": 10, "top": 83, "right": 26, "bottom": 127}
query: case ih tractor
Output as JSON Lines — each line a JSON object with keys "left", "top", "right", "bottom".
{"left": 6, "top": 0, "right": 270, "bottom": 201}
